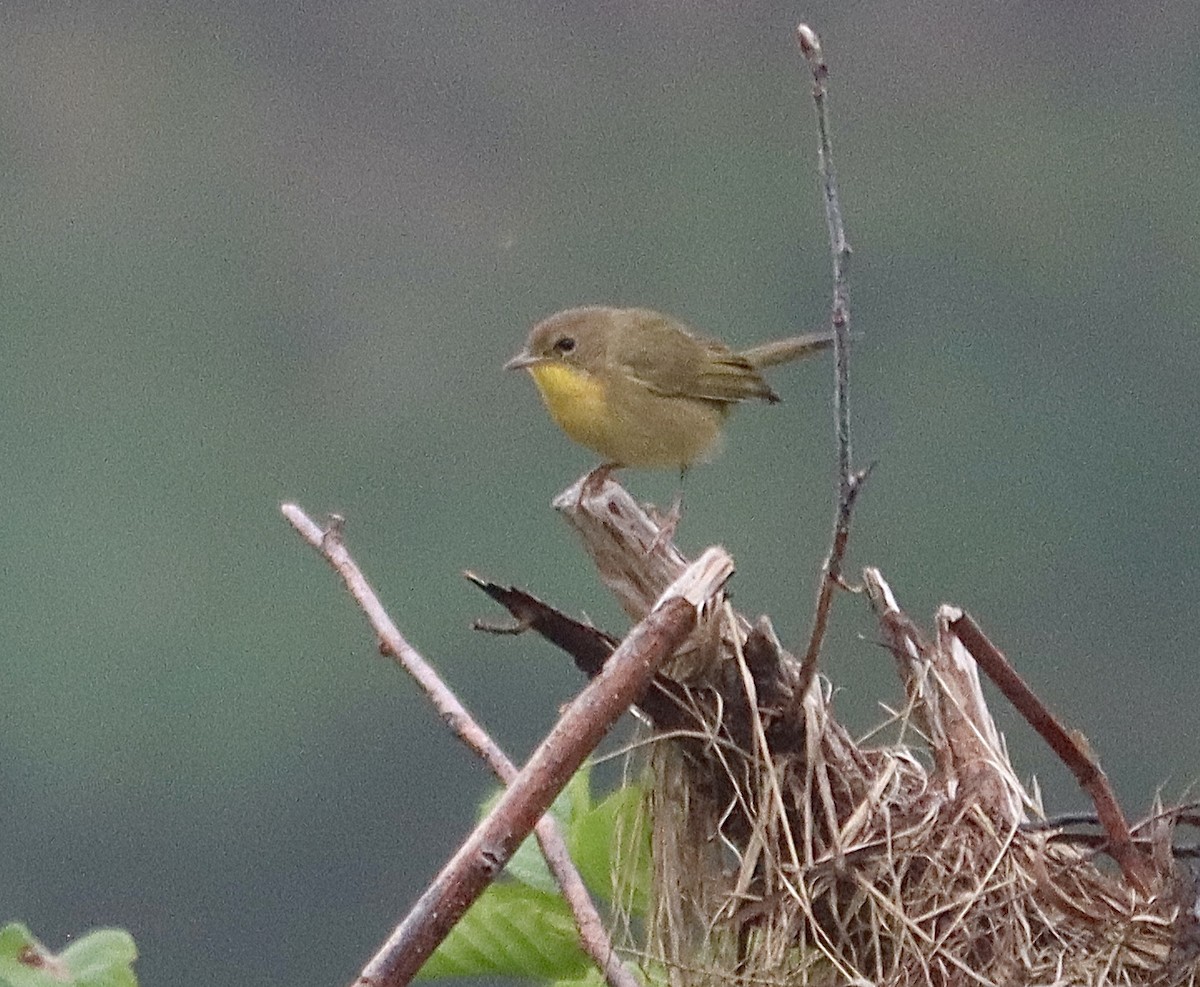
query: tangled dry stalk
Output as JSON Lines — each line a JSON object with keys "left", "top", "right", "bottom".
{"left": 515, "top": 476, "right": 1200, "bottom": 987}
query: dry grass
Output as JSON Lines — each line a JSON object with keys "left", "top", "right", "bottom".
{"left": 629, "top": 591, "right": 1198, "bottom": 987}
{"left": 548, "top": 480, "right": 1196, "bottom": 987}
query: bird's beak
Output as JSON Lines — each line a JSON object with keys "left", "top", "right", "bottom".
{"left": 504, "top": 351, "right": 539, "bottom": 371}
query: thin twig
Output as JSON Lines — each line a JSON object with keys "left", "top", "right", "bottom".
{"left": 795, "top": 24, "right": 867, "bottom": 695}
{"left": 281, "top": 504, "right": 644, "bottom": 987}
{"left": 946, "top": 608, "right": 1156, "bottom": 895}
{"left": 346, "top": 544, "right": 734, "bottom": 987}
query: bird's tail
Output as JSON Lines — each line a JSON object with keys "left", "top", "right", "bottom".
{"left": 739, "top": 330, "right": 838, "bottom": 368}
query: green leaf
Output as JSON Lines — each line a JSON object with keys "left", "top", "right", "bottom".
{"left": 495, "top": 766, "right": 594, "bottom": 894}
{"left": 551, "top": 965, "right": 611, "bottom": 987}
{"left": 552, "top": 956, "right": 665, "bottom": 987}
{"left": 418, "top": 770, "right": 653, "bottom": 983}
{"left": 0, "top": 924, "right": 137, "bottom": 987}
{"left": 59, "top": 931, "right": 137, "bottom": 987}
{"left": 569, "top": 784, "right": 650, "bottom": 913}
{"left": 417, "top": 882, "right": 590, "bottom": 980}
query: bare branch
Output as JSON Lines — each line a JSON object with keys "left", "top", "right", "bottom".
{"left": 795, "top": 24, "right": 868, "bottom": 695}
{"left": 348, "top": 547, "right": 734, "bottom": 987}
{"left": 466, "top": 573, "right": 618, "bottom": 678}
{"left": 553, "top": 473, "right": 688, "bottom": 622}
{"left": 468, "top": 569, "right": 745, "bottom": 735}
{"left": 946, "top": 607, "right": 1156, "bottom": 894}
{"left": 281, "top": 504, "right": 644, "bottom": 987}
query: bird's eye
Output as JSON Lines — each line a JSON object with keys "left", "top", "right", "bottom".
{"left": 553, "top": 336, "right": 576, "bottom": 354}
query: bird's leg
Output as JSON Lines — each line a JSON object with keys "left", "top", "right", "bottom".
{"left": 577, "top": 462, "right": 620, "bottom": 505}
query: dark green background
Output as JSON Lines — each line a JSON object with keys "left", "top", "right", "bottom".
{"left": 3, "top": 2, "right": 1197, "bottom": 985}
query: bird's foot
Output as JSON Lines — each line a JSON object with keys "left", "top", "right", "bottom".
{"left": 576, "top": 463, "right": 619, "bottom": 506}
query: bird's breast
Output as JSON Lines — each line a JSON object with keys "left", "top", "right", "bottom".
{"left": 526, "top": 361, "right": 727, "bottom": 468}
{"left": 527, "top": 363, "right": 612, "bottom": 451}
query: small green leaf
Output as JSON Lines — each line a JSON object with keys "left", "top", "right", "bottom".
{"left": 0, "top": 924, "right": 137, "bottom": 987}
{"left": 497, "top": 766, "right": 594, "bottom": 894}
{"left": 60, "top": 930, "right": 137, "bottom": 987}
{"left": 419, "top": 770, "right": 654, "bottom": 984}
{"left": 418, "top": 882, "right": 589, "bottom": 980}
{"left": 551, "top": 965, "right": 611, "bottom": 987}
{"left": 569, "top": 784, "right": 650, "bottom": 912}
{"left": 552, "top": 956, "right": 665, "bottom": 987}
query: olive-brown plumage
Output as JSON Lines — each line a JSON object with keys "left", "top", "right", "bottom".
{"left": 505, "top": 306, "right": 835, "bottom": 472}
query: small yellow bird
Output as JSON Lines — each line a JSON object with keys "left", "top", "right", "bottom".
{"left": 505, "top": 306, "right": 836, "bottom": 480}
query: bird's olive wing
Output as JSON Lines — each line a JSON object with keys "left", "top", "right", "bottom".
{"left": 617, "top": 313, "right": 779, "bottom": 404}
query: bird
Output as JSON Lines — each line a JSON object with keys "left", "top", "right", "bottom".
{"left": 505, "top": 305, "right": 837, "bottom": 539}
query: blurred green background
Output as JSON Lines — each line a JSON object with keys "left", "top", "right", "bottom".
{"left": 2, "top": 1, "right": 1196, "bottom": 984}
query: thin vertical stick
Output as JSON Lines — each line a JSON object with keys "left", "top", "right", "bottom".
{"left": 795, "top": 24, "right": 870, "bottom": 696}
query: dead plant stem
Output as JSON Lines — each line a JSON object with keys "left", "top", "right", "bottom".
{"left": 340, "top": 545, "right": 731, "bottom": 987}
{"left": 281, "top": 504, "right": 643, "bottom": 987}
{"left": 795, "top": 24, "right": 867, "bottom": 695}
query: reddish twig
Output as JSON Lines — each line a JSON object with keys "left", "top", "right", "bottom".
{"left": 346, "top": 546, "right": 733, "bottom": 987}
{"left": 947, "top": 608, "right": 1156, "bottom": 895}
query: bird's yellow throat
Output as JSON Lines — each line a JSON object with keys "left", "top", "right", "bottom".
{"left": 527, "top": 362, "right": 610, "bottom": 450}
